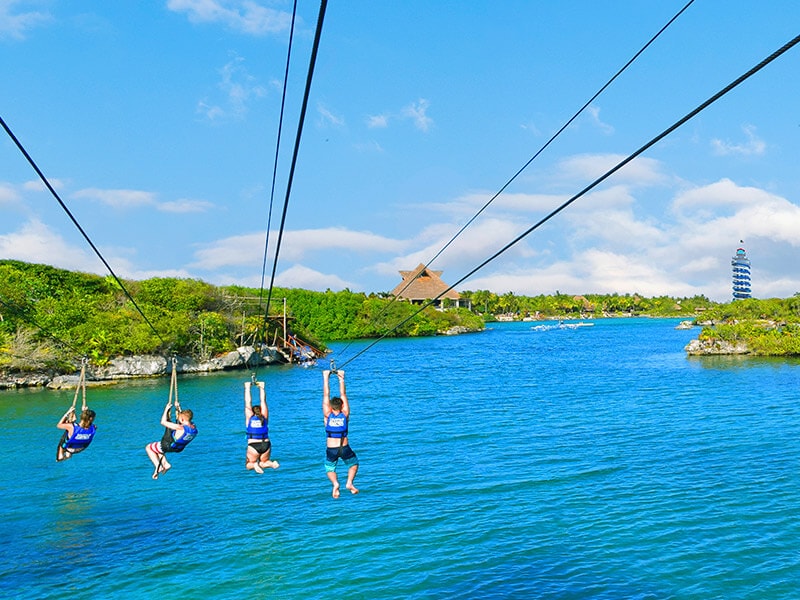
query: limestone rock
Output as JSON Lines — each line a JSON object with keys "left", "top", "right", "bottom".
{"left": 684, "top": 339, "right": 750, "bottom": 355}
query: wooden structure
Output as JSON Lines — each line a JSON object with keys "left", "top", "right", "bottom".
{"left": 389, "top": 264, "right": 463, "bottom": 307}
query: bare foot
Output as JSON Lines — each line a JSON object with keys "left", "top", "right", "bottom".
{"left": 346, "top": 483, "right": 359, "bottom": 495}
{"left": 332, "top": 483, "right": 340, "bottom": 499}
{"left": 261, "top": 460, "right": 280, "bottom": 470}
{"left": 253, "top": 462, "right": 264, "bottom": 474}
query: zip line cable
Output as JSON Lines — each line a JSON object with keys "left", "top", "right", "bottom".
{"left": 335, "top": 31, "right": 800, "bottom": 370}
{"left": 262, "top": 0, "right": 328, "bottom": 326}
{"left": 258, "top": 0, "right": 299, "bottom": 311}
{"left": 248, "top": 0, "right": 299, "bottom": 375}
{"left": 0, "top": 116, "right": 167, "bottom": 346}
{"left": 332, "top": 0, "right": 695, "bottom": 363}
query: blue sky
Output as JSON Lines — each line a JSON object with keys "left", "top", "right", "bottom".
{"left": 2, "top": 1, "right": 800, "bottom": 302}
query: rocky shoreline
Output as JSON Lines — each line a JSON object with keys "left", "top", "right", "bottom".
{"left": 683, "top": 338, "right": 750, "bottom": 356}
{"left": 1, "top": 324, "right": 755, "bottom": 390}
{"left": 0, "top": 346, "right": 284, "bottom": 390}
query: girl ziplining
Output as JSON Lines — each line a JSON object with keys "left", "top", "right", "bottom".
{"left": 55, "top": 359, "right": 97, "bottom": 462}
{"left": 244, "top": 376, "right": 279, "bottom": 473}
{"left": 145, "top": 359, "right": 197, "bottom": 480}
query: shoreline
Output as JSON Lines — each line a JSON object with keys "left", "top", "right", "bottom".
{"left": 0, "top": 345, "right": 284, "bottom": 391}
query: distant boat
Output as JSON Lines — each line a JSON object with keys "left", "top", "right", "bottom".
{"left": 531, "top": 321, "right": 594, "bottom": 331}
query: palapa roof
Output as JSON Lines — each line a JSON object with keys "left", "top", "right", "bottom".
{"left": 390, "top": 263, "right": 461, "bottom": 301}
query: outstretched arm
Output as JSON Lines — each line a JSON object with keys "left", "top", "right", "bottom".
{"left": 322, "top": 370, "right": 332, "bottom": 418}
{"left": 258, "top": 381, "right": 268, "bottom": 419}
{"left": 337, "top": 370, "right": 350, "bottom": 418}
{"left": 80, "top": 386, "right": 88, "bottom": 413}
{"left": 244, "top": 381, "right": 254, "bottom": 422}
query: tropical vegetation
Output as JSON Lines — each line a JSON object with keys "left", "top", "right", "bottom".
{"left": 692, "top": 296, "right": 800, "bottom": 356}
{"left": 5, "top": 259, "right": 800, "bottom": 373}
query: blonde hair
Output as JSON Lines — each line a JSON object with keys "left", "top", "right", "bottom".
{"left": 79, "top": 409, "right": 96, "bottom": 427}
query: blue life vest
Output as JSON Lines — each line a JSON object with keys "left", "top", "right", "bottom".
{"left": 168, "top": 424, "right": 197, "bottom": 452}
{"left": 325, "top": 412, "right": 348, "bottom": 438}
{"left": 246, "top": 415, "right": 269, "bottom": 440}
{"left": 63, "top": 423, "right": 96, "bottom": 452}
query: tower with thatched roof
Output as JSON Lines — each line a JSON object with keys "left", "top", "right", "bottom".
{"left": 390, "top": 264, "right": 462, "bottom": 307}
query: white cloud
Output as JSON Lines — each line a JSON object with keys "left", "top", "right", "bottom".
{"left": 275, "top": 264, "right": 355, "bottom": 291}
{"left": 0, "top": 219, "right": 196, "bottom": 281}
{"left": 0, "top": 220, "right": 101, "bottom": 272}
{"left": 279, "top": 228, "right": 405, "bottom": 260}
{"left": 166, "top": 0, "right": 292, "bottom": 36}
{"left": 0, "top": 0, "right": 51, "bottom": 40}
{"left": 198, "top": 54, "right": 267, "bottom": 120}
{"left": 70, "top": 187, "right": 211, "bottom": 213}
{"left": 317, "top": 104, "right": 345, "bottom": 128}
{"left": 72, "top": 188, "right": 157, "bottom": 209}
{"left": 586, "top": 105, "right": 614, "bottom": 135}
{"left": 711, "top": 124, "right": 766, "bottom": 156}
{"left": 373, "top": 217, "right": 537, "bottom": 281}
{"left": 197, "top": 102, "right": 226, "bottom": 121}
{"left": 191, "top": 232, "right": 265, "bottom": 269}
{"left": 366, "top": 114, "right": 388, "bottom": 129}
{"left": 463, "top": 251, "right": 708, "bottom": 299}
{"left": 23, "top": 178, "right": 65, "bottom": 192}
{"left": 158, "top": 198, "right": 214, "bottom": 213}
{"left": 176, "top": 171, "right": 800, "bottom": 301}
{"left": 191, "top": 227, "right": 406, "bottom": 270}
{"left": 569, "top": 207, "right": 667, "bottom": 251}
{"left": 0, "top": 182, "right": 20, "bottom": 205}
{"left": 671, "top": 178, "right": 785, "bottom": 220}
{"left": 520, "top": 121, "right": 541, "bottom": 136}
{"left": 384, "top": 175, "right": 800, "bottom": 302}
{"left": 423, "top": 190, "right": 569, "bottom": 219}
{"left": 365, "top": 98, "right": 433, "bottom": 132}
{"left": 554, "top": 154, "right": 667, "bottom": 188}
{"left": 401, "top": 98, "right": 433, "bottom": 132}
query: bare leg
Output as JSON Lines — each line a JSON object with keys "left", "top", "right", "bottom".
{"left": 327, "top": 471, "right": 340, "bottom": 498}
{"left": 146, "top": 444, "right": 170, "bottom": 479}
{"left": 259, "top": 450, "right": 279, "bottom": 470}
{"left": 246, "top": 447, "right": 264, "bottom": 473}
{"left": 345, "top": 464, "right": 359, "bottom": 494}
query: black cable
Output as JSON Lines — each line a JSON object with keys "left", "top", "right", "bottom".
{"left": 243, "top": 0, "right": 299, "bottom": 376}
{"left": 0, "top": 116, "right": 167, "bottom": 346}
{"left": 262, "top": 0, "right": 328, "bottom": 323}
{"left": 337, "top": 31, "right": 800, "bottom": 369}
{"left": 259, "top": 0, "right": 298, "bottom": 312}
{"left": 334, "top": 0, "right": 695, "bottom": 361}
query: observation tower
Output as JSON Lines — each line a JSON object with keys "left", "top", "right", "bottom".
{"left": 731, "top": 241, "right": 751, "bottom": 300}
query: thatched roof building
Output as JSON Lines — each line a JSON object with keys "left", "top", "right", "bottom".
{"left": 389, "top": 263, "right": 462, "bottom": 306}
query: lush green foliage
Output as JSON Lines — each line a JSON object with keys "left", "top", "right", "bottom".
{"left": 460, "top": 289, "right": 716, "bottom": 319}
{"left": 8, "top": 259, "right": 798, "bottom": 366}
{"left": 0, "top": 261, "right": 485, "bottom": 371}
{"left": 695, "top": 296, "right": 800, "bottom": 355}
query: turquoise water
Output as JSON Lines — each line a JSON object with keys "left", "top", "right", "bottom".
{"left": 2, "top": 318, "right": 799, "bottom": 599}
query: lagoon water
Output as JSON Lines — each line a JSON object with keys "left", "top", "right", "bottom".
{"left": 1, "top": 318, "right": 799, "bottom": 599}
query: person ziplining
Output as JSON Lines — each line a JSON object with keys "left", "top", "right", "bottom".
{"left": 244, "top": 377, "right": 279, "bottom": 473}
{"left": 55, "top": 360, "right": 97, "bottom": 462}
{"left": 145, "top": 359, "right": 197, "bottom": 480}
{"left": 322, "top": 369, "right": 359, "bottom": 498}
